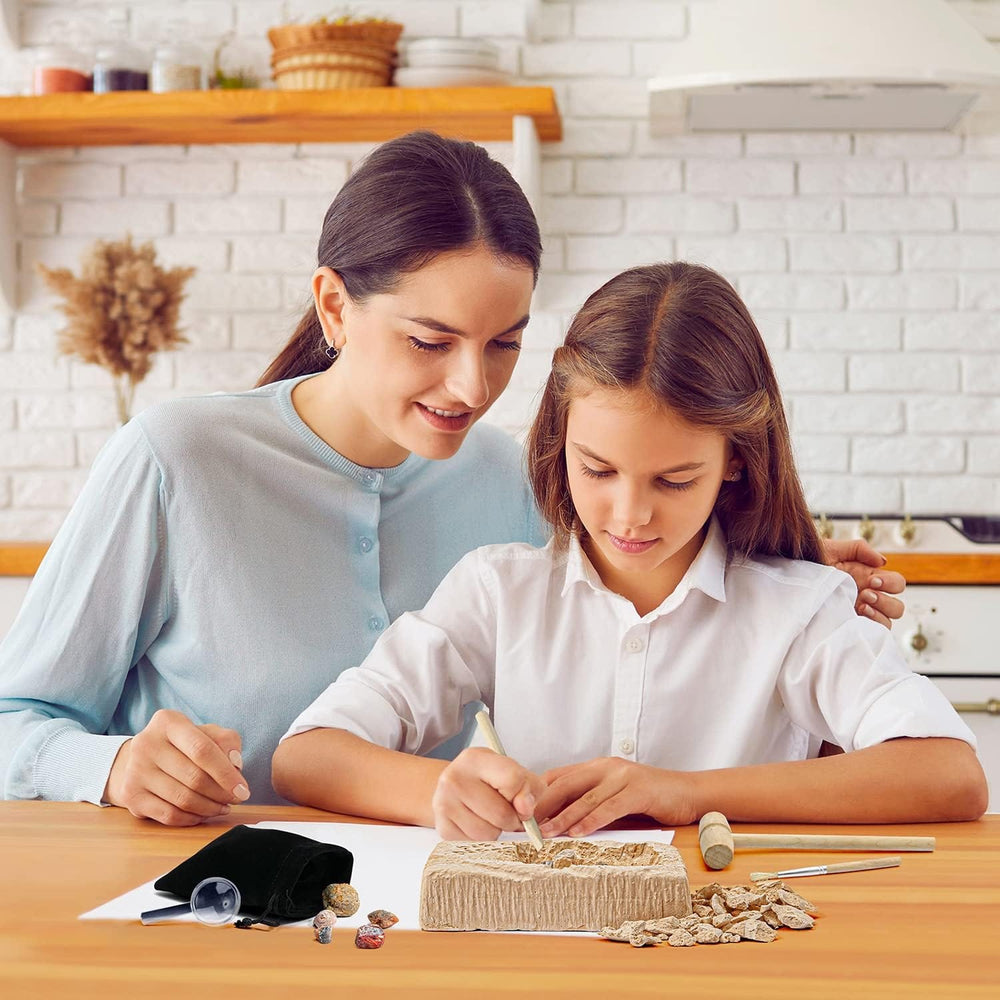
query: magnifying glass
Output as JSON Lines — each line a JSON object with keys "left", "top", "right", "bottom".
{"left": 140, "top": 876, "right": 242, "bottom": 926}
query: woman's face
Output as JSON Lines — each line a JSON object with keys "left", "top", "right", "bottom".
{"left": 565, "top": 386, "right": 740, "bottom": 608}
{"left": 316, "top": 246, "right": 534, "bottom": 467}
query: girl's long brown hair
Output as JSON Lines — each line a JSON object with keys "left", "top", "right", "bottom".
{"left": 257, "top": 130, "right": 542, "bottom": 387}
{"left": 526, "top": 261, "right": 823, "bottom": 563}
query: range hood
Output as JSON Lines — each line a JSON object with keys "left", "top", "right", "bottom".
{"left": 648, "top": 0, "right": 1000, "bottom": 132}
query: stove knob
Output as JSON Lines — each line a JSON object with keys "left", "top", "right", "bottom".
{"left": 816, "top": 513, "right": 834, "bottom": 540}
{"left": 895, "top": 515, "right": 918, "bottom": 547}
{"left": 856, "top": 516, "right": 877, "bottom": 544}
{"left": 907, "top": 625, "right": 929, "bottom": 653}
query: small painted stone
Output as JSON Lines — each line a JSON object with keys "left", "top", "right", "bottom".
{"left": 314, "top": 924, "right": 332, "bottom": 944}
{"left": 312, "top": 908, "right": 337, "bottom": 930}
{"left": 367, "top": 909, "right": 398, "bottom": 929}
{"left": 322, "top": 882, "right": 360, "bottom": 917}
{"left": 355, "top": 923, "right": 385, "bottom": 949}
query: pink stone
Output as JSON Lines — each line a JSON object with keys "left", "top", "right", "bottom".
{"left": 354, "top": 923, "right": 385, "bottom": 949}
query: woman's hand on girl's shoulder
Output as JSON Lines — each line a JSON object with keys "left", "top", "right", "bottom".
{"left": 821, "top": 537, "right": 906, "bottom": 629}
{"left": 103, "top": 710, "right": 248, "bottom": 826}
{"left": 432, "top": 747, "right": 546, "bottom": 842}
{"left": 535, "top": 758, "right": 697, "bottom": 839}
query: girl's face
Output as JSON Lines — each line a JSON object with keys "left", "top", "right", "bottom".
{"left": 565, "top": 387, "right": 741, "bottom": 611}
{"left": 315, "top": 246, "right": 534, "bottom": 467}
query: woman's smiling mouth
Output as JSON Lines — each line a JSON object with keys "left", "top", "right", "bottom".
{"left": 416, "top": 402, "right": 473, "bottom": 431}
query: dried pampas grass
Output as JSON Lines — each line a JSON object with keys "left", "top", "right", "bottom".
{"left": 38, "top": 236, "right": 195, "bottom": 424}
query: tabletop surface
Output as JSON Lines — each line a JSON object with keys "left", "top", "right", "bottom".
{"left": 0, "top": 802, "right": 997, "bottom": 1000}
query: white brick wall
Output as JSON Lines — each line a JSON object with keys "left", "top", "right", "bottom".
{"left": 0, "top": 0, "right": 998, "bottom": 537}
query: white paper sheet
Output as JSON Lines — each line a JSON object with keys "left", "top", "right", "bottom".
{"left": 79, "top": 822, "right": 674, "bottom": 931}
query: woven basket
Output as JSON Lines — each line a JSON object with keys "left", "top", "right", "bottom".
{"left": 271, "top": 44, "right": 393, "bottom": 89}
{"left": 270, "top": 40, "right": 396, "bottom": 68}
{"left": 274, "top": 65, "right": 389, "bottom": 89}
{"left": 268, "top": 20, "right": 403, "bottom": 50}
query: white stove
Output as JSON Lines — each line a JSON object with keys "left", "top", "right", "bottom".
{"left": 819, "top": 515, "right": 999, "bottom": 812}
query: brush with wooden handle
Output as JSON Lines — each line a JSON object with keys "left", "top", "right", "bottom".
{"left": 750, "top": 855, "right": 902, "bottom": 880}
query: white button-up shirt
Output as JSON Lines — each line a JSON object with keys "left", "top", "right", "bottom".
{"left": 284, "top": 520, "right": 975, "bottom": 771}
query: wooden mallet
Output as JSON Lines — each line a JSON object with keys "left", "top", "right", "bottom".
{"left": 698, "top": 811, "right": 935, "bottom": 870}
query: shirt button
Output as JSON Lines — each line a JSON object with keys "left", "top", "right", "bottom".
{"left": 619, "top": 739, "right": 635, "bottom": 755}
{"left": 625, "top": 638, "right": 644, "bottom": 653}
{"left": 368, "top": 616, "right": 384, "bottom": 632}
{"left": 359, "top": 536, "right": 373, "bottom": 553}
{"left": 362, "top": 471, "right": 377, "bottom": 487}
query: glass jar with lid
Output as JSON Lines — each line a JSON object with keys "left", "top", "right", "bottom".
{"left": 93, "top": 42, "right": 149, "bottom": 93}
{"left": 33, "top": 46, "right": 92, "bottom": 94}
{"left": 151, "top": 43, "right": 204, "bottom": 92}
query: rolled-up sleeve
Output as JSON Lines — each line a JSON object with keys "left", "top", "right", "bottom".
{"left": 281, "top": 548, "right": 499, "bottom": 755}
{"left": 777, "top": 574, "right": 976, "bottom": 752}
{"left": 0, "top": 420, "right": 168, "bottom": 804}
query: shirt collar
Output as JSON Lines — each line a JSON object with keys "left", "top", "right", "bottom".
{"left": 560, "top": 516, "right": 729, "bottom": 611}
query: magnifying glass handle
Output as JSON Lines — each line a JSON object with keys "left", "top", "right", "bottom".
{"left": 141, "top": 902, "right": 192, "bottom": 925}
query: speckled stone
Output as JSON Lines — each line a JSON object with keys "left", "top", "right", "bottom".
{"left": 314, "top": 924, "right": 332, "bottom": 944}
{"left": 322, "top": 883, "right": 360, "bottom": 917}
{"left": 354, "top": 923, "right": 385, "bottom": 949}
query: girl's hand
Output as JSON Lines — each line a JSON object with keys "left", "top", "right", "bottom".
{"left": 821, "top": 537, "right": 906, "bottom": 629}
{"left": 432, "top": 746, "right": 546, "bottom": 841}
{"left": 536, "top": 758, "right": 696, "bottom": 839}
{"left": 103, "top": 709, "right": 248, "bottom": 826}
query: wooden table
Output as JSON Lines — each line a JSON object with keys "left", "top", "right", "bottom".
{"left": 0, "top": 803, "right": 996, "bottom": 999}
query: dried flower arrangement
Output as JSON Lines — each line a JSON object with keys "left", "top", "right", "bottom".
{"left": 38, "top": 236, "right": 195, "bottom": 424}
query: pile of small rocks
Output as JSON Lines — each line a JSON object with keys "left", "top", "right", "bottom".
{"left": 313, "top": 882, "right": 398, "bottom": 950}
{"left": 600, "top": 879, "right": 816, "bottom": 948}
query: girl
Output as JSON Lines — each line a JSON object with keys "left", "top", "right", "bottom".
{"left": 0, "top": 133, "right": 901, "bottom": 825}
{"left": 272, "top": 262, "right": 986, "bottom": 837}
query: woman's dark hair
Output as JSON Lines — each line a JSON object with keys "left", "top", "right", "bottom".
{"left": 257, "top": 130, "right": 542, "bottom": 386}
{"left": 526, "top": 261, "right": 824, "bottom": 564}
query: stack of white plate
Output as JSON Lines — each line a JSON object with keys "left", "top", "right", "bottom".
{"left": 394, "top": 37, "right": 509, "bottom": 87}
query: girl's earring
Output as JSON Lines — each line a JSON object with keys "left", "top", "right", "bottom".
{"left": 728, "top": 469, "right": 742, "bottom": 482}
{"left": 324, "top": 342, "right": 340, "bottom": 362}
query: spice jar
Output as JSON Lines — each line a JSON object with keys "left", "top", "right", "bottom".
{"left": 33, "top": 46, "right": 92, "bottom": 94}
{"left": 151, "top": 44, "right": 203, "bottom": 92}
{"left": 93, "top": 42, "right": 149, "bottom": 93}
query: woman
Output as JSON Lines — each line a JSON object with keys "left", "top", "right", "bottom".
{"left": 0, "top": 132, "right": 904, "bottom": 825}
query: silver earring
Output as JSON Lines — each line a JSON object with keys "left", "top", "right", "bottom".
{"left": 324, "top": 342, "right": 340, "bottom": 362}
{"left": 728, "top": 469, "right": 742, "bottom": 482}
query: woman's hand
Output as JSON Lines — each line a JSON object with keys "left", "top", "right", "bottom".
{"left": 536, "top": 758, "right": 696, "bottom": 839}
{"left": 432, "top": 746, "right": 546, "bottom": 841}
{"left": 103, "top": 709, "right": 248, "bottom": 826}
{"left": 821, "top": 537, "right": 906, "bottom": 628}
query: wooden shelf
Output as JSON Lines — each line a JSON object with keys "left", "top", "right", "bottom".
{"left": 0, "top": 87, "right": 562, "bottom": 147}
{"left": 0, "top": 86, "right": 560, "bottom": 312}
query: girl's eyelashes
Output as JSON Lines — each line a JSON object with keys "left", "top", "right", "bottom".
{"left": 578, "top": 464, "right": 695, "bottom": 491}
{"left": 407, "top": 336, "right": 522, "bottom": 353}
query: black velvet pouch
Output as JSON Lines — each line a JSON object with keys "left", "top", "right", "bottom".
{"left": 154, "top": 825, "right": 354, "bottom": 927}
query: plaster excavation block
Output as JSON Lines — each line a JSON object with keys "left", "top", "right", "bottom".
{"left": 419, "top": 839, "right": 690, "bottom": 932}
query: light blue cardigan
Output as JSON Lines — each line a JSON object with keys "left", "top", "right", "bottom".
{"left": 0, "top": 376, "right": 545, "bottom": 804}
